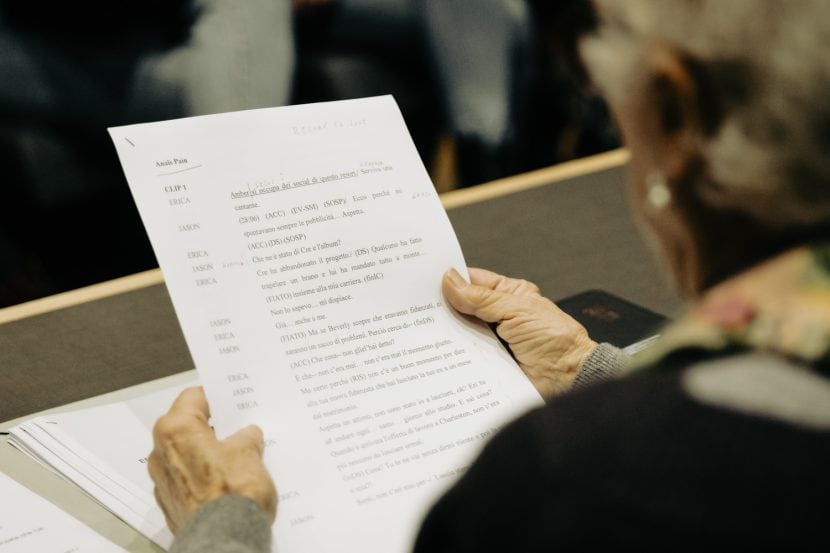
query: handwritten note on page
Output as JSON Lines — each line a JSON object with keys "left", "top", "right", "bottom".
{"left": 109, "top": 96, "right": 542, "bottom": 552}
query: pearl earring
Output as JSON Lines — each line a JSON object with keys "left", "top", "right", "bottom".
{"left": 646, "top": 172, "right": 671, "bottom": 210}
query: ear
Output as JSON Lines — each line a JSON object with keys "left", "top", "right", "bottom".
{"left": 637, "top": 42, "right": 720, "bottom": 182}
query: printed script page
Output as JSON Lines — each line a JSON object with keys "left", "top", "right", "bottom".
{"left": 109, "top": 96, "right": 542, "bottom": 552}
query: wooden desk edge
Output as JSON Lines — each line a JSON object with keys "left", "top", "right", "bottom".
{"left": 0, "top": 269, "right": 166, "bottom": 325}
{"left": 0, "top": 149, "right": 629, "bottom": 324}
{"left": 439, "top": 148, "right": 629, "bottom": 209}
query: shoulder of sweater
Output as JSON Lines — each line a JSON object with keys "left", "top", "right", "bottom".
{"left": 521, "top": 349, "right": 830, "bottom": 448}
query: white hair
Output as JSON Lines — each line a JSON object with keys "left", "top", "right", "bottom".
{"left": 581, "top": 0, "right": 830, "bottom": 228}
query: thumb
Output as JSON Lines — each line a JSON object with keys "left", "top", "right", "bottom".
{"left": 442, "top": 268, "right": 519, "bottom": 323}
{"left": 222, "top": 424, "right": 265, "bottom": 456}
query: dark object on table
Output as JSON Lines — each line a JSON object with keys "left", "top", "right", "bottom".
{"left": 557, "top": 289, "right": 668, "bottom": 348}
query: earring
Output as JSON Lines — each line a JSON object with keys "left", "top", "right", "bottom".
{"left": 646, "top": 171, "right": 671, "bottom": 210}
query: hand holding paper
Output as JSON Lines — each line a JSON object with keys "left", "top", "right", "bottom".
{"left": 149, "top": 387, "right": 277, "bottom": 533}
{"left": 442, "top": 267, "right": 597, "bottom": 398}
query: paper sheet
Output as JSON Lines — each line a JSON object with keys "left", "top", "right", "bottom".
{"left": 0, "top": 472, "right": 127, "bottom": 553}
{"left": 9, "top": 384, "right": 193, "bottom": 549}
{"left": 109, "top": 96, "right": 543, "bottom": 552}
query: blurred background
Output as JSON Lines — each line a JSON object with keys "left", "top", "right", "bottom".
{"left": 0, "top": 0, "right": 618, "bottom": 308}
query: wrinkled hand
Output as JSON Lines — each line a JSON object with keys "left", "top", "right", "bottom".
{"left": 443, "top": 268, "right": 597, "bottom": 398}
{"left": 148, "top": 387, "right": 277, "bottom": 533}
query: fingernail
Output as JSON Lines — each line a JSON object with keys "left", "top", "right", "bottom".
{"left": 446, "top": 268, "right": 468, "bottom": 288}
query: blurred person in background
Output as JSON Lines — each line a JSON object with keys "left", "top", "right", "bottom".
{"left": 0, "top": 0, "right": 613, "bottom": 306}
{"left": 293, "top": 0, "right": 618, "bottom": 187}
{"left": 0, "top": 1, "right": 293, "bottom": 307}
{"left": 148, "top": 0, "right": 830, "bottom": 549}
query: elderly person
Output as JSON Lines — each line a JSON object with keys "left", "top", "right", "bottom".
{"left": 148, "top": 0, "right": 830, "bottom": 550}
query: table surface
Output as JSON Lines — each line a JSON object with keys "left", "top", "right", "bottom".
{"left": 0, "top": 149, "right": 680, "bottom": 552}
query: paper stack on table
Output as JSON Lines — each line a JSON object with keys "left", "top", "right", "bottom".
{"left": 7, "top": 383, "right": 195, "bottom": 550}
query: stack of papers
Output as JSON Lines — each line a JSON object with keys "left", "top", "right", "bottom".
{"left": 7, "top": 383, "right": 195, "bottom": 550}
